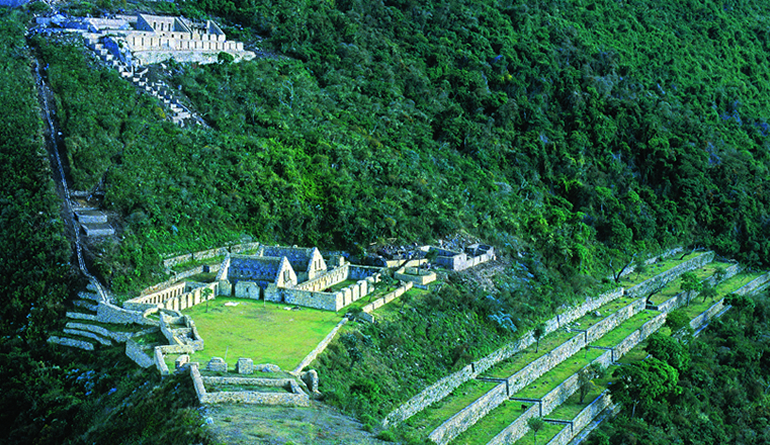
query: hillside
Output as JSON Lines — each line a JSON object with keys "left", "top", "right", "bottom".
{"left": 2, "top": 0, "right": 770, "bottom": 444}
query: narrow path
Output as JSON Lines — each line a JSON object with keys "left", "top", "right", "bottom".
{"left": 32, "top": 56, "right": 111, "bottom": 303}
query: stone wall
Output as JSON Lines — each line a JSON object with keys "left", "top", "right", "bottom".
{"left": 487, "top": 403, "right": 540, "bottom": 445}
{"left": 626, "top": 251, "right": 715, "bottom": 298}
{"left": 585, "top": 298, "right": 646, "bottom": 343}
{"left": 349, "top": 265, "right": 383, "bottom": 280}
{"left": 162, "top": 242, "right": 260, "bottom": 269}
{"left": 189, "top": 363, "right": 309, "bottom": 406}
{"left": 547, "top": 391, "right": 612, "bottom": 445}
{"left": 382, "top": 288, "right": 626, "bottom": 428}
{"left": 428, "top": 383, "right": 508, "bottom": 445}
{"left": 361, "top": 282, "right": 414, "bottom": 314}
{"left": 382, "top": 364, "right": 475, "bottom": 428}
{"left": 294, "top": 318, "right": 348, "bottom": 374}
{"left": 97, "top": 301, "right": 157, "bottom": 325}
{"left": 734, "top": 272, "right": 770, "bottom": 296}
{"left": 125, "top": 339, "right": 154, "bottom": 368}
{"left": 689, "top": 299, "right": 726, "bottom": 331}
{"left": 65, "top": 322, "right": 157, "bottom": 343}
{"left": 507, "top": 335, "right": 585, "bottom": 394}
{"left": 280, "top": 288, "right": 344, "bottom": 311}
{"left": 48, "top": 336, "right": 94, "bottom": 350}
{"left": 293, "top": 264, "right": 349, "bottom": 292}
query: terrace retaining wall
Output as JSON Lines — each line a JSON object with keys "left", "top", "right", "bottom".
{"left": 487, "top": 403, "right": 541, "bottom": 445}
{"left": 428, "top": 383, "right": 508, "bottom": 445}
{"left": 547, "top": 391, "right": 612, "bottom": 445}
{"left": 626, "top": 251, "right": 714, "bottom": 299}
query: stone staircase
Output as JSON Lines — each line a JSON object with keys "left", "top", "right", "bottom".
{"left": 84, "top": 34, "right": 198, "bottom": 127}
{"left": 48, "top": 283, "right": 159, "bottom": 351}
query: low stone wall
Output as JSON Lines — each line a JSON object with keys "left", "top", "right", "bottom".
{"left": 428, "top": 383, "right": 508, "bottom": 445}
{"left": 282, "top": 288, "right": 343, "bottom": 311}
{"left": 361, "top": 282, "right": 414, "bottom": 314}
{"left": 97, "top": 302, "right": 157, "bottom": 325}
{"left": 189, "top": 363, "right": 309, "bottom": 406}
{"left": 612, "top": 313, "right": 665, "bottom": 360}
{"left": 487, "top": 403, "right": 540, "bottom": 445}
{"left": 126, "top": 339, "right": 154, "bottom": 368}
{"left": 201, "top": 377, "right": 293, "bottom": 386}
{"left": 65, "top": 322, "right": 157, "bottom": 343}
{"left": 294, "top": 318, "right": 348, "bottom": 374}
{"left": 48, "top": 336, "right": 94, "bottom": 351}
{"left": 626, "top": 251, "right": 715, "bottom": 299}
{"left": 690, "top": 299, "right": 726, "bottom": 330}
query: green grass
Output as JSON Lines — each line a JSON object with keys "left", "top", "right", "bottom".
{"left": 184, "top": 272, "right": 218, "bottom": 283}
{"left": 328, "top": 279, "right": 357, "bottom": 292}
{"left": 716, "top": 272, "right": 765, "bottom": 294}
{"left": 403, "top": 380, "right": 499, "bottom": 437}
{"left": 591, "top": 311, "right": 658, "bottom": 348}
{"left": 547, "top": 387, "right": 604, "bottom": 420}
{"left": 451, "top": 401, "right": 533, "bottom": 444}
{"left": 515, "top": 348, "right": 605, "bottom": 399}
{"left": 512, "top": 421, "right": 566, "bottom": 445}
{"left": 182, "top": 298, "right": 341, "bottom": 370}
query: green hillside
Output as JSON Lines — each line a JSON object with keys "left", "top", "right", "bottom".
{"left": 3, "top": 0, "right": 770, "bottom": 443}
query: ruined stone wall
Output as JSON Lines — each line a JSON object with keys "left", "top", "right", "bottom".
{"left": 428, "top": 383, "right": 508, "bottom": 445}
{"left": 361, "top": 282, "right": 413, "bottom": 313}
{"left": 66, "top": 322, "right": 156, "bottom": 343}
{"left": 200, "top": 390, "right": 310, "bottom": 406}
{"left": 97, "top": 302, "right": 157, "bottom": 325}
{"left": 626, "top": 251, "right": 715, "bottom": 298}
{"left": 125, "top": 339, "right": 154, "bottom": 368}
{"left": 281, "top": 288, "right": 344, "bottom": 311}
{"left": 349, "top": 265, "right": 382, "bottom": 280}
{"left": 293, "top": 264, "right": 349, "bottom": 292}
{"left": 294, "top": 318, "right": 348, "bottom": 373}
{"left": 162, "top": 242, "right": 259, "bottom": 269}
{"left": 48, "top": 336, "right": 94, "bottom": 351}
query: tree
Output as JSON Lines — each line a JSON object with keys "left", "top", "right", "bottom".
{"left": 713, "top": 266, "right": 726, "bottom": 284}
{"left": 610, "top": 357, "right": 681, "bottom": 418}
{"left": 578, "top": 367, "right": 596, "bottom": 404}
{"left": 645, "top": 332, "right": 690, "bottom": 371}
{"left": 679, "top": 272, "right": 702, "bottom": 307}
{"left": 527, "top": 416, "right": 545, "bottom": 445}
{"left": 700, "top": 282, "right": 717, "bottom": 303}
{"left": 533, "top": 322, "right": 546, "bottom": 353}
{"left": 202, "top": 288, "right": 213, "bottom": 313}
{"left": 634, "top": 259, "right": 649, "bottom": 281}
{"left": 665, "top": 309, "right": 694, "bottom": 338}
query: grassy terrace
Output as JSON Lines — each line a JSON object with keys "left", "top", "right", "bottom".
{"left": 483, "top": 295, "right": 638, "bottom": 380}
{"left": 513, "top": 422, "right": 566, "bottom": 445}
{"left": 617, "top": 252, "right": 703, "bottom": 287}
{"left": 514, "top": 348, "right": 605, "bottom": 400}
{"left": 451, "top": 401, "right": 534, "bottom": 445}
{"left": 403, "top": 379, "right": 498, "bottom": 437}
{"left": 183, "top": 298, "right": 341, "bottom": 370}
{"left": 716, "top": 271, "right": 764, "bottom": 294}
{"left": 591, "top": 310, "right": 658, "bottom": 348}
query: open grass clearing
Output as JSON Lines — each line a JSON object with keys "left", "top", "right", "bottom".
{"left": 591, "top": 310, "right": 658, "bottom": 348}
{"left": 512, "top": 421, "right": 565, "bottom": 445}
{"left": 403, "top": 380, "right": 498, "bottom": 438}
{"left": 183, "top": 298, "right": 341, "bottom": 370}
{"left": 451, "top": 401, "right": 534, "bottom": 445}
{"left": 514, "top": 348, "right": 605, "bottom": 400}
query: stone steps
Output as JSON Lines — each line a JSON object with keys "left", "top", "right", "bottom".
{"left": 63, "top": 328, "right": 113, "bottom": 346}
{"left": 73, "top": 299, "right": 98, "bottom": 311}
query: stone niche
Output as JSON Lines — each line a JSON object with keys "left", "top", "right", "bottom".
{"left": 236, "top": 357, "right": 254, "bottom": 374}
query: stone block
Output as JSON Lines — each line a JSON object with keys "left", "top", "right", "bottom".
{"left": 175, "top": 354, "right": 190, "bottom": 369}
{"left": 301, "top": 369, "right": 319, "bottom": 393}
{"left": 255, "top": 363, "right": 281, "bottom": 373}
{"left": 207, "top": 357, "right": 227, "bottom": 372}
{"left": 237, "top": 357, "right": 254, "bottom": 374}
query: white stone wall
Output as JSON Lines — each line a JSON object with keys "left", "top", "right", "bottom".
{"left": 428, "top": 383, "right": 508, "bottom": 445}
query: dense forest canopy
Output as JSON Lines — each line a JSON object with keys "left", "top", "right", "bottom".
{"left": 3, "top": 0, "right": 770, "bottom": 443}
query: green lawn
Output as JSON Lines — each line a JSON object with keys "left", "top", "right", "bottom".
{"left": 591, "top": 311, "right": 657, "bottom": 348}
{"left": 182, "top": 298, "right": 342, "bottom": 370}
{"left": 403, "top": 380, "right": 498, "bottom": 438}
{"left": 514, "top": 348, "right": 605, "bottom": 399}
{"left": 452, "top": 401, "right": 534, "bottom": 445}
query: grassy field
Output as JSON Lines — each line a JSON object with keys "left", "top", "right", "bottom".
{"left": 403, "top": 379, "right": 498, "bottom": 438}
{"left": 182, "top": 298, "right": 342, "bottom": 370}
{"left": 452, "top": 401, "right": 534, "bottom": 444}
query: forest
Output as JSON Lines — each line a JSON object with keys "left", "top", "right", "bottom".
{"left": 3, "top": 0, "right": 770, "bottom": 443}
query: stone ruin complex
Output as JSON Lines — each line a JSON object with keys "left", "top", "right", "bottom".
{"left": 429, "top": 243, "right": 496, "bottom": 271}
{"left": 35, "top": 13, "right": 255, "bottom": 126}
{"left": 219, "top": 245, "right": 385, "bottom": 311}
